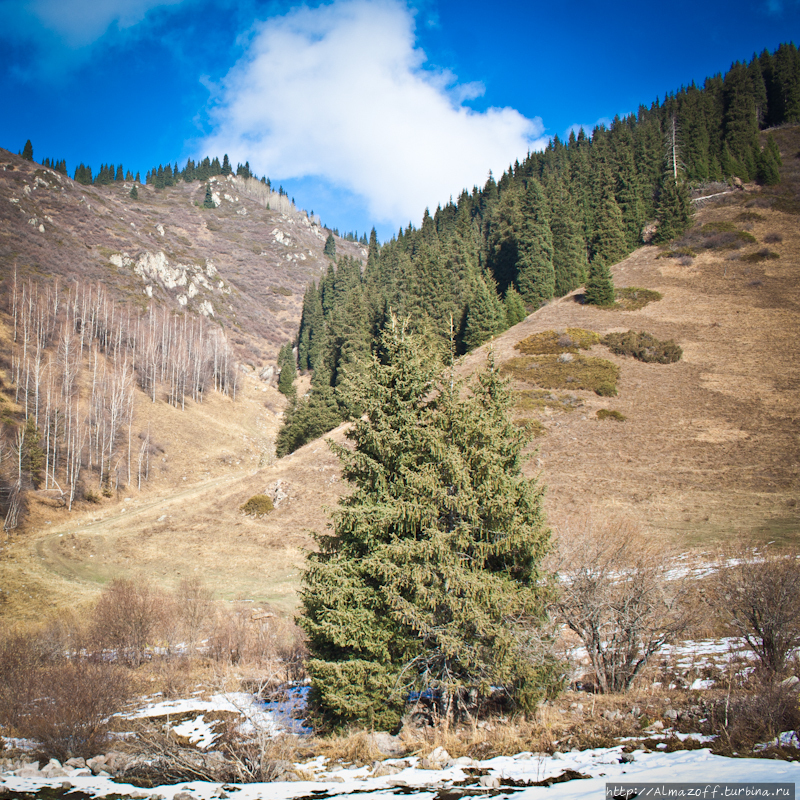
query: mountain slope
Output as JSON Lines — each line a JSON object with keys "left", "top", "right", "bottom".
{"left": 0, "top": 148, "right": 365, "bottom": 359}
{"left": 1, "top": 127, "right": 799, "bottom": 623}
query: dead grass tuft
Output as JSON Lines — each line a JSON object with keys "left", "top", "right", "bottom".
{"left": 311, "top": 729, "right": 385, "bottom": 765}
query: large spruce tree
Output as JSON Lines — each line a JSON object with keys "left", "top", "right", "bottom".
{"left": 299, "top": 320, "right": 558, "bottom": 731}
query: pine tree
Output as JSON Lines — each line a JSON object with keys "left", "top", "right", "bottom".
{"left": 548, "top": 182, "right": 588, "bottom": 296}
{"left": 22, "top": 140, "right": 33, "bottom": 162}
{"left": 277, "top": 342, "right": 297, "bottom": 398}
{"left": 462, "top": 275, "right": 501, "bottom": 351}
{"left": 221, "top": 154, "right": 232, "bottom": 175}
{"left": 203, "top": 184, "right": 215, "bottom": 208}
{"left": 130, "top": 186, "right": 138, "bottom": 200}
{"left": 515, "top": 178, "right": 554, "bottom": 307}
{"left": 299, "top": 320, "right": 558, "bottom": 731}
{"left": 756, "top": 134, "right": 782, "bottom": 185}
{"left": 584, "top": 257, "right": 615, "bottom": 306}
{"left": 324, "top": 233, "right": 336, "bottom": 258}
{"left": 591, "top": 176, "right": 628, "bottom": 266}
{"left": 275, "top": 366, "right": 342, "bottom": 457}
{"left": 504, "top": 286, "right": 527, "bottom": 327}
{"left": 653, "top": 178, "right": 692, "bottom": 243}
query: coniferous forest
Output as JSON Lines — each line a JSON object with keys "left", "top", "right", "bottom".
{"left": 277, "top": 43, "right": 798, "bottom": 455}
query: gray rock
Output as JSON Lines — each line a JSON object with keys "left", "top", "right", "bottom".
{"left": 479, "top": 775, "right": 500, "bottom": 789}
{"left": 65, "top": 758, "right": 85, "bottom": 768}
{"left": 373, "top": 763, "right": 401, "bottom": 778}
{"left": 87, "top": 755, "right": 108, "bottom": 774}
{"left": 174, "top": 793, "right": 194, "bottom": 800}
{"left": 369, "top": 731, "right": 405, "bottom": 757}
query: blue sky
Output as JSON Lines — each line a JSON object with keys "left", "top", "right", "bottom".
{"left": 0, "top": 0, "right": 797, "bottom": 242}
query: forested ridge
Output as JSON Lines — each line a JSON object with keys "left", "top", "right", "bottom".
{"left": 278, "top": 42, "right": 799, "bottom": 455}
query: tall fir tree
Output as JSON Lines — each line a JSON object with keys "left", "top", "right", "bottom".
{"left": 591, "top": 175, "right": 628, "bottom": 266}
{"left": 515, "top": 178, "right": 554, "bottom": 307}
{"left": 299, "top": 320, "right": 557, "bottom": 730}
{"left": 277, "top": 342, "right": 297, "bottom": 398}
{"left": 584, "top": 257, "right": 615, "bottom": 307}
{"left": 653, "top": 178, "right": 692, "bottom": 243}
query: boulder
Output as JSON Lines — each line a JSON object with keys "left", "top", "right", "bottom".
{"left": 368, "top": 731, "right": 405, "bottom": 757}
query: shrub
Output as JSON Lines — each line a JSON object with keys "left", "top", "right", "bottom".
{"left": 501, "top": 354, "right": 619, "bottom": 396}
{"left": 550, "top": 518, "right": 693, "bottom": 693}
{"left": 597, "top": 409, "right": 626, "bottom": 421}
{"left": 0, "top": 627, "right": 130, "bottom": 760}
{"left": 602, "top": 331, "right": 683, "bottom": 364}
{"left": 710, "top": 675, "right": 800, "bottom": 755}
{"left": 702, "top": 221, "right": 737, "bottom": 233}
{"left": 763, "top": 232, "right": 783, "bottom": 243}
{"left": 708, "top": 545, "right": 800, "bottom": 674}
{"left": 515, "top": 328, "right": 599, "bottom": 355}
{"left": 14, "top": 660, "right": 130, "bottom": 760}
{"left": 613, "top": 287, "right": 662, "bottom": 311}
{"left": 84, "top": 488, "right": 101, "bottom": 504}
{"left": 513, "top": 418, "right": 546, "bottom": 437}
{"left": 240, "top": 494, "right": 274, "bottom": 517}
{"left": 736, "top": 211, "right": 763, "bottom": 222}
{"left": 741, "top": 248, "right": 780, "bottom": 263}
{"left": 92, "top": 578, "right": 163, "bottom": 666}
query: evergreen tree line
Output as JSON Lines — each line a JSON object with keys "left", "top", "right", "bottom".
{"left": 329, "top": 228, "right": 369, "bottom": 244}
{"left": 1, "top": 275, "right": 240, "bottom": 529}
{"left": 278, "top": 42, "right": 796, "bottom": 456}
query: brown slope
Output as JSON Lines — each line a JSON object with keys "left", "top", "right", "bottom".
{"left": 3, "top": 131, "right": 799, "bottom": 623}
{"left": 0, "top": 148, "right": 365, "bottom": 361}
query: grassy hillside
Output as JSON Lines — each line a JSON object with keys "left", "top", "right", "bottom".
{"left": 0, "top": 127, "right": 798, "bottom": 623}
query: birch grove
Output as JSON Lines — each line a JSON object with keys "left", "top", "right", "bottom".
{"left": 2, "top": 275, "right": 239, "bottom": 528}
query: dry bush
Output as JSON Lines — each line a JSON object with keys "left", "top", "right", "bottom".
{"left": 708, "top": 545, "right": 800, "bottom": 674}
{"left": 222, "top": 732, "right": 303, "bottom": 782}
{"left": 550, "top": 518, "right": 694, "bottom": 693}
{"left": 12, "top": 660, "right": 130, "bottom": 760}
{"left": 92, "top": 577, "right": 165, "bottom": 665}
{"left": 208, "top": 605, "right": 307, "bottom": 676}
{"left": 710, "top": 675, "right": 800, "bottom": 754}
{"left": 763, "top": 232, "right": 783, "bottom": 243}
{"left": 175, "top": 577, "right": 215, "bottom": 653}
{"left": 602, "top": 331, "right": 683, "bottom": 364}
{"left": 0, "top": 625, "right": 130, "bottom": 759}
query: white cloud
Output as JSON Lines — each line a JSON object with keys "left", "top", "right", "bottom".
{"left": 5, "top": 0, "right": 187, "bottom": 48}
{"left": 200, "top": 0, "right": 547, "bottom": 227}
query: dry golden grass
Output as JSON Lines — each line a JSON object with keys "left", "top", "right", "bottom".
{"left": 2, "top": 128, "right": 800, "bottom": 626}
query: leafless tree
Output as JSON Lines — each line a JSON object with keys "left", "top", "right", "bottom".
{"left": 550, "top": 517, "right": 694, "bottom": 693}
{"left": 709, "top": 544, "right": 800, "bottom": 674}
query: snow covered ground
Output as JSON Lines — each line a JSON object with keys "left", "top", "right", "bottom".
{"left": 1, "top": 745, "right": 799, "bottom": 799}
